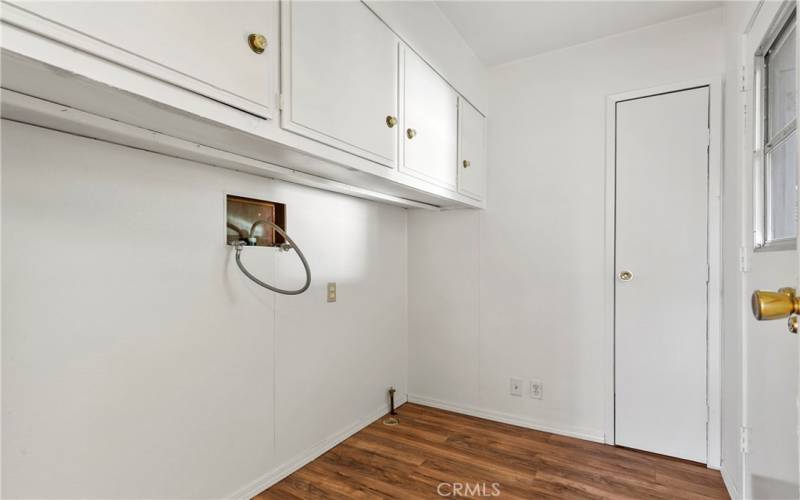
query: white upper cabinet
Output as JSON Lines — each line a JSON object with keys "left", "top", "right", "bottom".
{"left": 8, "top": 1, "right": 276, "bottom": 118}
{"left": 281, "top": 0, "right": 399, "bottom": 168}
{"left": 458, "top": 98, "right": 487, "bottom": 201}
{"left": 401, "top": 47, "right": 458, "bottom": 190}
{"left": 1, "top": 0, "right": 488, "bottom": 208}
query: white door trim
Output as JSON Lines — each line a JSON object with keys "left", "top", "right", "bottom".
{"left": 603, "top": 77, "right": 723, "bottom": 468}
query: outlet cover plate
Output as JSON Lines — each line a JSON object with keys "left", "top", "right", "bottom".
{"left": 510, "top": 377, "right": 523, "bottom": 397}
{"left": 530, "top": 379, "right": 543, "bottom": 399}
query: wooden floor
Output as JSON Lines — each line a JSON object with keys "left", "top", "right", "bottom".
{"left": 255, "top": 403, "right": 728, "bottom": 499}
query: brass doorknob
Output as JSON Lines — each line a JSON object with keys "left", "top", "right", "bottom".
{"left": 248, "top": 33, "right": 267, "bottom": 54}
{"left": 463, "top": 160, "right": 471, "bottom": 168}
{"left": 618, "top": 270, "right": 633, "bottom": 281}
{"left": 386, "top": 115, "right": 397, "bottom": 128}
{"left": 751, "top": 287, "right": 800, "bottom": 320}
{"left": 407, "top": 128, "right": 416, "bottom": 139}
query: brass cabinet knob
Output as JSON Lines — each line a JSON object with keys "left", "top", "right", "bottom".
{"left": 618, "top": 270, "right": 633, "bottom": 281}
{"left": 248, "top": 33, "right": 267, "bottom": 54}
{"left": 463, "top": 160, "right": 471, "bottom": 168}
{"left": 407, "top": 128, "right": 416, "bottom": 139}
{"left": 386, "top": 115, "right": 398, "bottom": 128}
{"left": 751, "top": 287, "right": 800, "bottom": 320}
{"left": 789, "top": 316, "right": 798, "bottom": 334}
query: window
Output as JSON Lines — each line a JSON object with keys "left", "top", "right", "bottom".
{"left": 755, "top": 10, "right": 798, "bottom": 249}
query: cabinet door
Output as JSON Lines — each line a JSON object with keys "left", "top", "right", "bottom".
{"left": 11, "top": 1, "right": 276, "bottom": 118}
{"left": 282, "top": 0, "right": 398, "bottom": 168}
{"left": 458, "top": 98, "right": 487, "bottom": 200}
{"left": 401, "top": 48, "right": 458, "bottom": 190}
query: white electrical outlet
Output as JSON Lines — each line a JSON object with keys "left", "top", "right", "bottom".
{"left": 530, "top": 379, "right": 543, "bottom": 399}
{"left": 510, "top": 377, "right": 523, "bottom": 397}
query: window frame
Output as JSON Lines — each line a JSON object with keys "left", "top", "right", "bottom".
{"left": 754, "top": 8, "right": 797, "bottom": 251}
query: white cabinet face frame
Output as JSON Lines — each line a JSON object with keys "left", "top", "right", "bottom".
{"left": 0, "top": 1, "right": 277, "bottom": 119}
{"left": 280, "top": 0, "right": 399, "bottom": 169}
{"left": 457, "top": 97, "right": 487, "bottom": 201}
{"left": 400, "top": 45, "right": 458, "bottom": 190}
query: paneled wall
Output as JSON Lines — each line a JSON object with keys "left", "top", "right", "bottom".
{"left": 408, "top": 6, "right": 724, "bottom": 452}
{"left": 1, "top": 121, "right": 408, "bottom": 498}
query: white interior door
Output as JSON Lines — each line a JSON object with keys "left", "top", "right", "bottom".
{"left": 615, "top": 87, "right": 710, "bottom": 463}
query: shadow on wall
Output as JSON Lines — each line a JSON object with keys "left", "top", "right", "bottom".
{"left": 750, "top": 475, "right": 800, "bottom": 500}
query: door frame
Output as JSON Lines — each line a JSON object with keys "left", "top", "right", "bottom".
{"left": 603, "top": 77, "right": 723, "bottom": 468}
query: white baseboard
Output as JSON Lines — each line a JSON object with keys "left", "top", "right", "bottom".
{"left": 226, "top": 394, "right": 407, "bottom": 499}
{"left": 720, "top": 463, "right": 741, "bottom": 500}
{"left": 407, "top": 394, "right": 605, "bottom": 444}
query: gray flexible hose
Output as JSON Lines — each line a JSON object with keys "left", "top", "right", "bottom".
{"left": 233, "top": 220, "right": 311, "bottom": 295}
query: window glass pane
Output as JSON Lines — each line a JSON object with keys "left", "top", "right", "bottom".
{"left": 766, "top": 132, "right": 798, "bottom": 241}
{"left": 768, "top": 22, "right": 796, "bottom": 138}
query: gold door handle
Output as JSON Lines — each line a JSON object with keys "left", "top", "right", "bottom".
{"left": 386, "top": 115, "right": 398, "bottom": 128}
{"left": 248, "top": 33, "right": 267, "bottom": 54}
{"left": 751, "top": 287, "right": 800, "bottom": 333}
{"left": 407, "top": 128, "right": 416, "bottom": 139}
{"left": 618, "top": 271, "right": 633, "bottom": 281}
{"left": 751, "top": 288, "right": 799, "bottom": 320}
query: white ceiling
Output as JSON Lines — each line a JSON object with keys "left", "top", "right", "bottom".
{"left": 435, "top": 1, "right": 723, "bottom": 66}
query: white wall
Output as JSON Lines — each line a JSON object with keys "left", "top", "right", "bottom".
{"left": 1, "top": 121, "right": 408, "bottom": 498}
{"left": 408, "top": 9, "right": 724, "bottom": 442}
